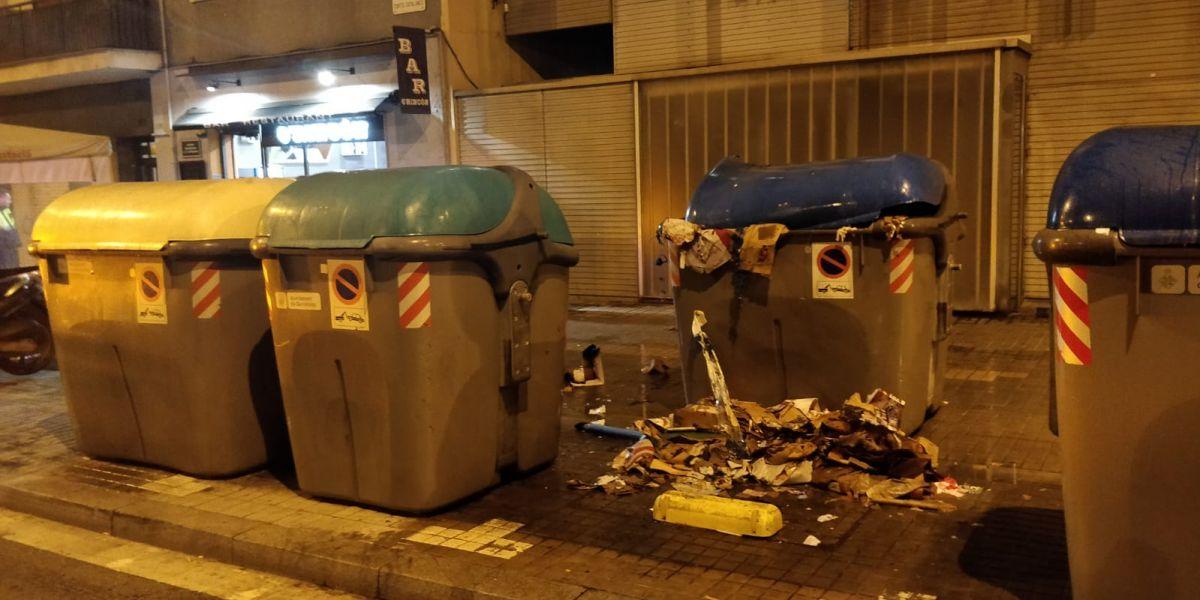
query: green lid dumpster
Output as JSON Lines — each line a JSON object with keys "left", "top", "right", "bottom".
{"left": 29, "top": 179, "right": 295, "bottom": 477}
{"left": 1034, "top": 126, "right": 1200, "bottom": 599}
{"left": 668, "top": 155, "right": 961, "bottom": 434}
{"left": 254, "top": 165, "right": 578, "bottom": 512}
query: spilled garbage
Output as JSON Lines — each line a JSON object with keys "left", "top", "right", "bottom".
{"left": 569, "top": 310, "right": 956, "bottom": 513}
{"left": 567, "top": 344, "right": 605, "bottom": 387}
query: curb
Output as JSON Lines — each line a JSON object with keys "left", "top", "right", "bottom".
{"left": 0, "top": 475, "right": 605, "bottom": 599}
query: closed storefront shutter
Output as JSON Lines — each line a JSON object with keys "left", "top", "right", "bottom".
{"left": 543, "top": 85, "right": 640, "bottom": 301}
{"left": 613, "top": 0, "right": 848, "bottom": 74}
{"left": 853, "top": 0, "right": 1200, "bottom": 301}
{"left": 457, "top": 84, "right": 639, "bottom": 301}
{"left": 457, "top": 91, "right": 547, "bottom": 182}
{"left": 506, "top": 0, "right": 612, "bottom": 36}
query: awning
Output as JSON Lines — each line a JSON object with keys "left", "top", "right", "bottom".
{"left": 0, "top": 123, "right": 112, "bottom": 162}
{"left": 174, "top": 91, "right": 395, "bottom": 129}
{"left": 0, "top": 123, "right": 113, "bottom": 184}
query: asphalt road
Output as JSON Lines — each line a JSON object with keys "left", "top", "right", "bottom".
{"left": 0, "top": 537, "right": 211, "bottom": 599}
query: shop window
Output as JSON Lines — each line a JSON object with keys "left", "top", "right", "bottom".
{"left": 229, "top": 116, "right": 387, "bottom": 178}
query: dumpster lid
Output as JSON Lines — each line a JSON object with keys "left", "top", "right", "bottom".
{"left": 258, "top": 165, "right": 573, "bottom": 249}
{"left": 31, "top": 179, "right": 295, "bottom": 253}
{"left": 1048, "top": 126, "right": 1200, "bottom": 247}
{"left": 685, "top": 154, "right": 946, "bottom": 230}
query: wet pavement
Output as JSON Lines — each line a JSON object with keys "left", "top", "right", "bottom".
{"left": 0, "top": 305, "right": 1069, "bottom": 599}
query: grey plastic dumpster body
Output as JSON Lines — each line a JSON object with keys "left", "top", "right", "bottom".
{"left": 254, "top": 165, "right": 578, "bottom": 513}
{"left": 673, "top": 155, "right": 957, "bottom": 434}
{"left": 29, "top": 179, "right": 294, "bottom": 477}
{"left": 1034, "top": 126, "right": 1200, "bottom": 600}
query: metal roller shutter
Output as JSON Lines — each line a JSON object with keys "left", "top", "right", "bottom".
{"left": 851, "top": 0, "right": 1200, "bottom": 301}
{"left": 457, "top": 91, "right": 547, "bottom": 181}
{"left": 613, "top": 0, "right": 848, "bottom": 74}
{"left": 457, "top": 84, "right": 639, "bottom": 301}
{"left": 543, "top": 85, "right": 640, "bottom": 301}
{"left": 506, "top": 0, "right": 612, "bottom": 36}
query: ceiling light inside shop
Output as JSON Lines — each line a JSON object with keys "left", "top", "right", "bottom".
{"left": 317, "top": 70, "right": 337, "bottom": 86}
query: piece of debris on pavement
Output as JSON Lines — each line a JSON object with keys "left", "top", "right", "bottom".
{"left": 878, "top": 592, "right": 937, "bottom": 600}
{"left": 933, "top": 477, "right": 985, "bottom": 498}
{"left": 641, "top": 357, "right": 671, "bottom": 377}
{"left": 567, "top": 344, "right": 605, "bottom": 387}
{"left": 651, "top": 490, "right": 783, "bottom": 537}
{"left": 803, "top": 534, "right": 821, "bottom": 547}
{"left": 817, "top": 513, "right": 838, "bottom": 523}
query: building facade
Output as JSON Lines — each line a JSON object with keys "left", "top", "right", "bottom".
{"left": 462, "top": 0, "right": 1200, "bottom": 308}
{"left": 154, "top": 0, "right": 538, "bottom": 183}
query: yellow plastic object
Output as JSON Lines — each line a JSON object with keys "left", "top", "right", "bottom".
{"left": 651, "top": 491, "right": 783, "bottom": 537}
{"left": 31, "top": 178, "right": 295, "bottom": 252}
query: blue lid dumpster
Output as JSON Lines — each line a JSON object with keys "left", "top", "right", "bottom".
{"left": 1034, "top": 125, "right": 1200, "bottom": 600}
{"left": 667, "top": 154, "right": 960, "bottom": 434}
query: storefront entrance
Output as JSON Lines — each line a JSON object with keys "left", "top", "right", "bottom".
{"left": 229, "top": 114, "right": 387, "bottom": 178}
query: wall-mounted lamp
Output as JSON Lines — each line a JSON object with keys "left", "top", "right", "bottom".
{"left": 317, "top": 67, "right": 355, "bottom": 87}
{"left": 205, "top": 78, "right": 242, "bottom": 92}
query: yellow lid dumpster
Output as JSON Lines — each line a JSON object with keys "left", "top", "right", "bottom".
{"left": 30, "top": 179, "right": 294, "bottom": 477}
{"left": 254, "top": 165, "right": 578, "bottom": 512}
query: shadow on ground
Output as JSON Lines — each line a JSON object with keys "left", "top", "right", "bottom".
{"left": 959, "top": 507, "right": 1071, "bottom": 599}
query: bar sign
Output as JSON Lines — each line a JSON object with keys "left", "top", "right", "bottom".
{"left": 393, "top": 26, "right": 430, "bottom": 115}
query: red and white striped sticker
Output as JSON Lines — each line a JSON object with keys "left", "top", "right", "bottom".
{"left": 668, "top": 246, "right": 682, "bottom": 288}
{"left": 1052, "top": 265, "right": 1091, "bottom": 365}
{"left": 190, "top": 262, "right": 221, "bottom": 320}
{"left": 397, "top": 262, "right": 431, "bottom": 328}
{"left": 888, "top": 239, "right": 915, "bottom": 294}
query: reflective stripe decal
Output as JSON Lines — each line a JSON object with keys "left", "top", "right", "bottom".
{"left": 1052, "top": 266, "right": 1091, "bottom": 366}
{"left": 888, "top": 239, "right": 915, "bottom": 294}
{"left": 397, "top": 262, "right": 431, "bottom": 328}
{"left": 190, "top": 262, "right": 221, "bottom": 319}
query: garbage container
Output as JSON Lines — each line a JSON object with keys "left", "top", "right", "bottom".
{"left": 29, "top": 179, "right": 294, "bottom": 477}
{"left": 670, "top": 155, "right": 960, "bottom": 434}
{"left": 253, "top": 165, "right": 578, "bottom": 512}
{"left": 1034, "top": 126, "right": 1200, "bottom": 600}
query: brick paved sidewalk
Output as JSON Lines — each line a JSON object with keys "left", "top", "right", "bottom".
{"left": 0, "top": 307, "right": 1069, "bottom": 600}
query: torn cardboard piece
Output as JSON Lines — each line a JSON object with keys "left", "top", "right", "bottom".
{"left": 738, "top": 223, "right": 787, "bottom": 275}
{"left": 691, "top": 310, "right": 745, "bottom": 448}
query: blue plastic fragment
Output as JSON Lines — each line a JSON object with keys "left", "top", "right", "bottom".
{"left": 685, "top": 154, "right": 947, "bottom": 230}
{"left": 1048, "top": 126, "right": 1200, "bottom": 247}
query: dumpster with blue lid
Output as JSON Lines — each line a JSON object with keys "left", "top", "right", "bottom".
{"left": 670, "top": 154, "right": 961, "bottom": 434}
{"left": 28, "top": 179, "right": 294, "bottom": 477}
{"left": 254, "top": 165, "right": 578, "bottom": 512}
{"left": 687, "top": 153, "right": 946, "bottom": 230}
{"left": 1034, "top": 125, "right": 1200, "bottom": 600}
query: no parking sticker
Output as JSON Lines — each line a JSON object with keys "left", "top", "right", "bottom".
{"left": 134, "top": 261, "right": 168, "bottom": 324}
{"left": 327, "top": 259, "right": 370, "bottom": 331}
{"left": 812, "top": 243, "right": 854, "bottom": 299}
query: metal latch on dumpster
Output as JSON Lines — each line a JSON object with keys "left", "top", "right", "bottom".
{"left": 503, "top": 280, "right": 532, "bottom": 385}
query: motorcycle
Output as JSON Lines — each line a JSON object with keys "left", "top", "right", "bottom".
{"left": 0, "top": 266, "right": 54, "bottom": 375}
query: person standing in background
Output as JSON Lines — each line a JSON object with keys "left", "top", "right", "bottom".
{"left": 0, "top": 189, "right": 19, "bottom": 270}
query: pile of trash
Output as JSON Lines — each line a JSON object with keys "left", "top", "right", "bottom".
{"left": 569, "top": 390, "right": 954, "bottom": 511}
{"left": 569, "top": 308, "right": 959, "bottom": 512}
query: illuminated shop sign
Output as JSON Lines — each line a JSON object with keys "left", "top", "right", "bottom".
{"left": 262, "top": 114, "right": 383, "bottom": 146}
